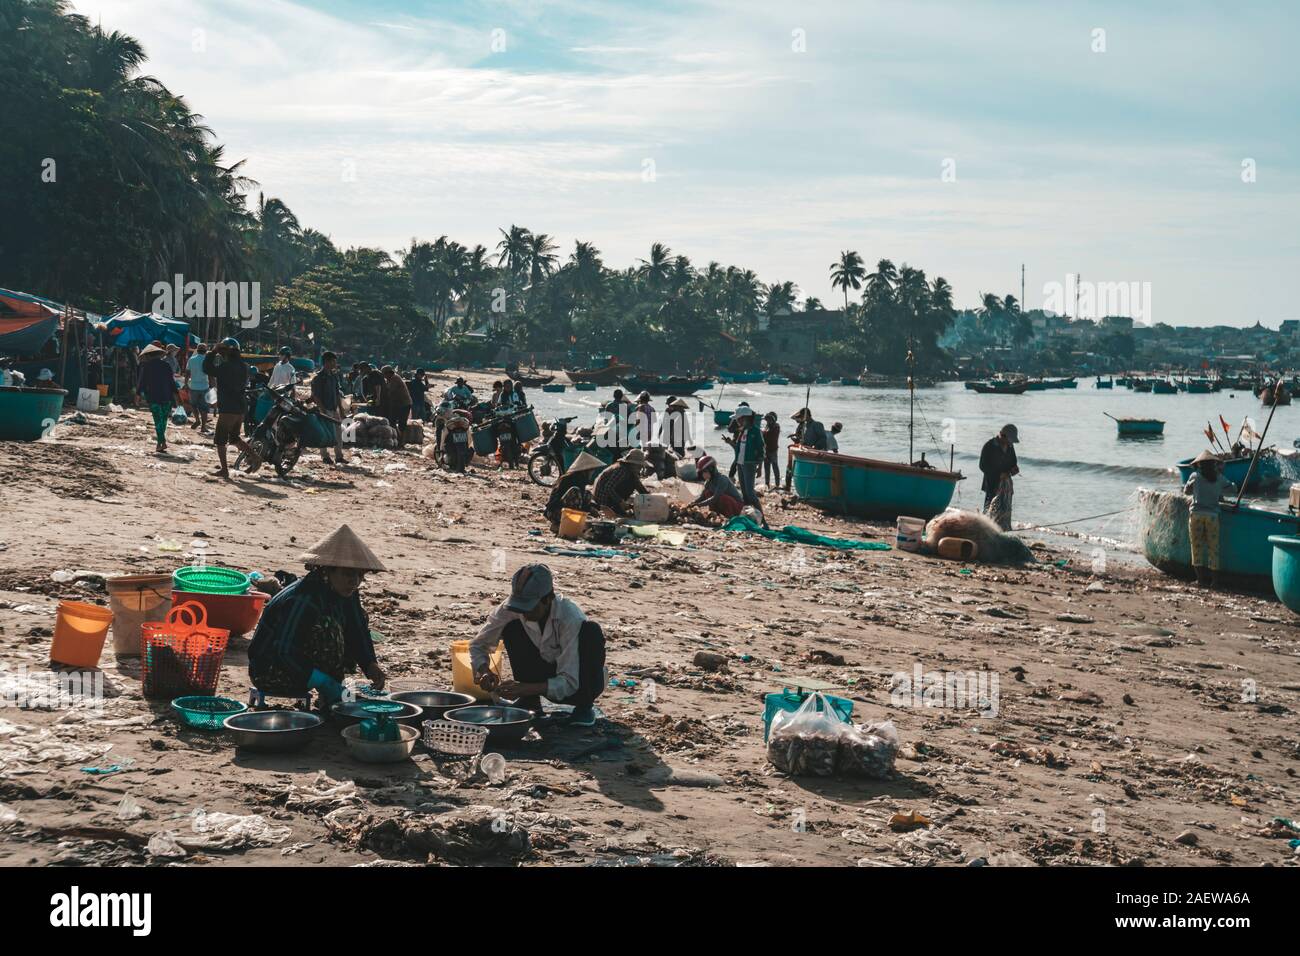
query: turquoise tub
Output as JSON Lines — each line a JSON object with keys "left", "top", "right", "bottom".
{"left": 1268, "top": 535, "right": 1300, "bottom": 613}
{"left": 0, "top": 387, "right": 67, "bottom": 441}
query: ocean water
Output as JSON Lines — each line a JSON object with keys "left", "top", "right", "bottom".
{"left": 522, "top": 380, "right": 1298, "bottom": 549}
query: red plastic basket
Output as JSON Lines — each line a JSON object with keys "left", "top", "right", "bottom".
{"left": 141, "top": 601, "right": 231, "bottom": 700}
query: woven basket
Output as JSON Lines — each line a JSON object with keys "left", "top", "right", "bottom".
{"left": 422, "top": 719, "right": 488, "bottom": 761}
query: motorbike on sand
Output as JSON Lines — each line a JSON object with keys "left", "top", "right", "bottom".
{"left": 236, "top": 383, "right": 339, "bottom": 478}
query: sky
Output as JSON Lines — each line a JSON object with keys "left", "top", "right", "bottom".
{"left": 71, "top": 0, "right": 1300, "bottom": 327}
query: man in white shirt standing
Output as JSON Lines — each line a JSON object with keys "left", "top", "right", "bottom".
{"left": 471, "top": 564, "right": 606, "bottom": 727}
{"left": 185, "top": 342, "right": 212, "bottom": 433}
{"left": 268, "top": 346, "right": 297, "bottom": 389}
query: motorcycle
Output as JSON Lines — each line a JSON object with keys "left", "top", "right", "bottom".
{"left": 236, "top": 383, "right": 338, "bottom": 478}
{"left": 527, "top": 416, "right": 579, "bottom": 487}
{"left": 493, "top": 412, "right": 522, "bottom": 469}
{"left": 441, "top": 415, "right": 473, "bottom": 472}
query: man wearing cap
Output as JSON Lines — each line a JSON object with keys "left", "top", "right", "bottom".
{"left": 203, "top": 337, "right": 260, "bottom": 479}
{"left": 543, "top": 451, "right": 604, "bottom": 532}
{"left": 268, "top": 346, "right": 297, "bottom": 389}
{"left": 136, "top": 343, "right": 180, "bottom": 453}
{"left": 979, "top": 424, "right": 1020, "bottom": 530}
{"left": 1183, "top": 450, "right": 1236, "bottom": 587}
{"left": 471, "top": 564, "right": 606, "bottom": 727}
{"left": 248, "top": 525, "right": 388, "bottom": 706}
{"left": 783, "top": 407, "right": 827, "bottom": 492}
{"left": 443, "top": 376, "right": 474, "bottom": 407}
{"left": 826, "top": 422, "right": 843, "bottom": 453}
{"left": 688, "top": 455, "right": 745, "bottom": 517}
{"left": 590, "top": 448, "right": 650, "bottom": 517}
{"left": 185, "top": 343, "right": 211, "bottom": 433}
{"left": 732, "top": 407, "right": 767, "bottom": 518}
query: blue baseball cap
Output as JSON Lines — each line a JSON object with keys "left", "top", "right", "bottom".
{"left": 221, "top": 337, "right": 240, "bottom": 349}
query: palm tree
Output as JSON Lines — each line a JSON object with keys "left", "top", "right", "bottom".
{"left": 829, "top": 250, "right": 866, "bottom": 310}
{"left": 637, "top": 242, "right": 673, "bottom": 290}
{"left": 526, "top": 232, "right": 558, "bottom": 289}
{"left": 764, "top": 281, "right": 797, "bottom": 317}
{"left": 803, "top": 296, "right": 824, "bottom": 311}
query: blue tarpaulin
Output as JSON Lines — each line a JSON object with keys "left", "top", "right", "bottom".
{"left": 97, "top": 309, "right": 193, "bottom": 349}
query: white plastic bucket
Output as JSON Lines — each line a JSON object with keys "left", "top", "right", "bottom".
{"left": 106, "top": 574, "right": 173, "bottom": 658}
{"left": 77, "top": 388, "right": 100, "bottom": 412}
{"left": 896, "top": 516, "right": 925, "bottom": 552}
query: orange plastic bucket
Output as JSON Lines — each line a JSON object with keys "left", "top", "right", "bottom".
{"left": 559, "top": 508, "right": 588, "bottom": 540}
{"left": 50, "top": 601, "right": 115, "bottom": 668}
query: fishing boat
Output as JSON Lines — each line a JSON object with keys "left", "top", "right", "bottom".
{"left": 1152, "top": 379, "right": 1177, "bottom": 394}
{"left": 1046, "top": 377, "right": 1077, "bottom": 389}
{"left": 0, "top": 386, "right": 67, "bottom": 441}
{"left": 713, "top": 409, "right": 734, "bottom": 428}
{"left": 1131, "top": 379, "right": 1153, "bottom": 393}
{"left": 790, "top": 449, "right": 962, "bottom": 519}
{"left": 573, "top": 382, "right": 597, "bottom": 391}
{"left": 1095, "top": 377, "right": 1113, "bottom": 389}
{"left": 1186, "top": 378, "right": 1217, "bottom": 393}
{"left": 621, "top": 374, "right": 712, "bottom": 396}
{"left": 786, "top": 374, "right": 815, "bottom": 385}
{"left": 717, "top": 370, "right": 766, "bottom": 383}
{"left": 971, "top": 381, "right": 1029, "bottom": 395}
{"left": 1024, "top": 379, "right": 1050, "bottom": 391}
{"left": 1258, "top": 383, "right": 1292, "bottom": 406}
{"left": 566, "top": 356, "right": 634, "bottom": 386}
{"left": 509, "top": 372, "right": 556, "bottom": 388}
{"left": 766, "top": 375, "right": 790, "bottom": 385}
{"left": 541, "top": 383, "right": 565, "bottom": 393}
{"left": 1175, "top": 451, "right": 1282, "bottom": 492}
{"left": 840, "top": 377, "right": 860, "bottom": 386}
{"left": 1109, "top": 416, "right": 1165, "bottom": 436}
{"left": 1137, "top": 489, "right": 1298, "bottom": 592}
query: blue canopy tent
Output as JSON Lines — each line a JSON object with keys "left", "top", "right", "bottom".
{"left": 96, "top": 309, "right": 195, "bottom": 349}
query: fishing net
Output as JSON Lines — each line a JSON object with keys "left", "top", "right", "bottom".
{"left": 1137, "top": 489, "right": 1191, "bottom": 570}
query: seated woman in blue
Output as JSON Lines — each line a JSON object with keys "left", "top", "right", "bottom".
{"left": 248, "top": 524, "right": 388, "bottom": 707}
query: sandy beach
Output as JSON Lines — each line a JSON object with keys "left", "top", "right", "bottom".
{"left": 2, "top": 370, "right": 1299, "bottom": 868}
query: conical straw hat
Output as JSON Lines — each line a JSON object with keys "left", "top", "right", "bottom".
{"left": 565, "top": 451, "right": 606, "bottom": 475}
{"left": 300, "top": 524, "right": 387, "bottom": 571}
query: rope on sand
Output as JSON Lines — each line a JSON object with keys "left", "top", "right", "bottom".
{"left": 1034, "top": 507, "right": 1134, "bottom": 529}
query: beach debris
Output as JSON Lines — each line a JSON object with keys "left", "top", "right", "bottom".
{"left": 146, "top": 830, "right": 186, "bottom": 858}
{"left": 1056, "top": 612, "right": 1095, "bottom": 624}
{"left": 0, "top": 803, "right": 19, "bottom": 825}
{"left": 693, "top": 650, "right": 728, "bottom": 672}
{"left": 115, "top": 794, "right": 144, "bottom": 821}
{"left": 1174, "top": 830, "right": 1200, "bottom": 846}
{"left": 766, "top": 693, "right": 897, "bottom": 778}
{"left": 186, "top": 808, "right": 291, "bottom": 850}
{"left": 889, "top": 811, "right": 933, "bottom": 832}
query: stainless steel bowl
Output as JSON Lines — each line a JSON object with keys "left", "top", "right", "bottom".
{"left": 223, "top": 710, "right": 322, "bottom": 751}
{"left": 444, "top": 704, "right": 535, "bottom": 746}
{"left": 330, "top": 699, "right": 424, "bottom": 728}
{"left": 388, "top": 690, "right": 476, "bottom": 720}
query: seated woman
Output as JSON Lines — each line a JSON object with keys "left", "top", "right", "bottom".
{"left": 247, "top": 524, "right": 388, "bottom": 707}
{"left": 688, "top": 454, "right": 744, "bottom": 517}
{"left": 544, "top": 451, "right": 605, "bottom": 533}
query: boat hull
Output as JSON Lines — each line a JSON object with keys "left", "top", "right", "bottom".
{"left": 1116, "top": 419, "right": 1165, "bottom": 436}
{"left": 791, "top": 449, "right": 963, "bottom": 519}
{"left": 717, "top": 371, "right": 765, "bottom": 383}
{"left": 1268, "top": 535, "right": 1300, "bottom": 613}
{"left": 0, "top": 387, "right": 67, "bottom": 441}
{"left": 971, "top": 383, "right": 1028, "bottom": 394}
{"left": 566, "top": 364, "right": 632, "bottom": 385}
{"left": 622, "top": 376, "right": 711, "bottom": 396}
{"left": 1175, "top": 454, "right": 1282, "bottom": 492}
{"left": 1137, "top": 489, "right": 1298, "bottom": 591}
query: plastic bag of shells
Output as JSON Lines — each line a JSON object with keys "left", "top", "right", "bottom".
{"left": 838, "top": 720, "right": 898, "bottom": 779}
{"left": 766, "top": 692, "right": 850, "bottom": 777}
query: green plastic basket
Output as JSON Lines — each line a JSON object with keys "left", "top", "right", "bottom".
{"left": 172, "top": 565, "right": 250, "bottom": 595}
{"left": 171, "top": 695, "right": 247, "bottom": 730}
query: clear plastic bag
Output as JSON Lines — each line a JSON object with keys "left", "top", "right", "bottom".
{"left": 839, "top": 720, "right": 899, "bottom": 779}
{"left": 767, "top": 692, "right": 848, "bottom": 776}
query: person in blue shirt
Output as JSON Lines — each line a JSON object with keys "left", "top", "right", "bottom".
{"left": 184, "top": 343, "right": 211, "bottom": 433}
{"left": 136, "top": 343, "right": 180, "bottom": 453}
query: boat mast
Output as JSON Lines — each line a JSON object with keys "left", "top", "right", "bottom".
{"left": 907, "top": 346, "right": 915, "bottom": 464}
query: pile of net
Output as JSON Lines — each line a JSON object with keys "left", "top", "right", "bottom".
{"left": 766, "top": 693, "right": 898, "bottom": 779}
{"left": 349, "top": 413, "right": 399, "bottom": 449}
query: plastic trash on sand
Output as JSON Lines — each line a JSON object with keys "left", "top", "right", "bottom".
{"left": 147, "top": 830, "right": 185, "bottom": 858}
{"left": 767, "top": 693, "right": 898, "bottom": 779}
{"left": 188, "top": 808, "right": 291, "bottom": 849}
{"left": 116, "top": 794, "right": 144, "bottom": 821}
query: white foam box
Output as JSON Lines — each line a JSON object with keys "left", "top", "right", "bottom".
{"left": 632, "top": 493, "right": 671, "bottom": 522}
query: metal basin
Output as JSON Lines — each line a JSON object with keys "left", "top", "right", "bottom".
{"left": 340, "top": 722, "right": 419, "bottom": 763}
{"left": 388, "top": 690, "right": 475, "bottom": 720}
{"left": 330, "top": 699, "right": 424, "bottom": 728}
{"left": 223, "top": 710, "right": 322, "bottom": 751}
{"left": 444, "top": 704, "right": 535, "bottom": 746}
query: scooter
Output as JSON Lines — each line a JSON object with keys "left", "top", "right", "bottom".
{"left": 441, "top": 415, "right": 473, "bottom": 472}
{"left": 493, "top": 413, "right": 521, "bottom": 469}
{"left": 237, "top": 383, "right": 338, "bottom": 478}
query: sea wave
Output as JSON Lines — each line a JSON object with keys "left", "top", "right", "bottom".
{"left": 956, "top": 452, "right": 1173, "bottom": 480}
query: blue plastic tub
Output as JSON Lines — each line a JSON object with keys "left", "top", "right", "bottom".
{"left": 762, "top": 691, "right": 853, "bottom": 741}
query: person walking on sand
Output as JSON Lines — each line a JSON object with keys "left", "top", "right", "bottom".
{"left": 472, "top": 564, "right": 607, "bottom": 727}
{"left": 979, "top": 423, "right": 1020, "bottom": 530}
{"left": 311, "top": 350, "right": 349, "bottom": 466}
{"left": 203, "top": 337, "right": 260, "bottom": 479}
{"left": 1184, "top": 450, "right": 1236, "bottom": 588}
{"left": 185, "top": 343, "right": 211, "bottom": 434}
{"left": 379, "top": 365, "right": 412, "bottom": 440}
{"left": 136, "top": 343, "right": 180, "bottom": 454}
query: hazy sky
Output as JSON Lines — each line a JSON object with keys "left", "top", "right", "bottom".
{"left": 72, "top": 0, "right": 1300, "bottom": 326}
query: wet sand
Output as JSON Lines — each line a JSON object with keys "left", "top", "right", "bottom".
{"left": 2, "top": 369, "right": 1298, "bottom": 867}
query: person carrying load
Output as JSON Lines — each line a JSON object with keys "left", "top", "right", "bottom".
{"left": 1184, "top": 449, "right": 1237, "bottom": 588}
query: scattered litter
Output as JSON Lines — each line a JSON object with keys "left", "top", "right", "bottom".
{"left": 186, "top": 808, "right": 292, "bottom": 849}
{"left": 889, "top": 811, "right": 933, "bottom": 832}
{"left": 116, "top": 794, "right": 144, "bottom": 821}
{"left": 146, "top": 830, "right": 186, "bottom": 858}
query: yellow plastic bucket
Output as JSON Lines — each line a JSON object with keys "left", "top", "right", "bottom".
{"left": 558, "top": 508, "right": 588, "bottom": 540}
{"left": 106, "top": 574, "right": 173, "bottom": 658}
{"left": 50, "top": 601, "right": 115, "bottom": 668}
{"left": 451, "top": 639, "right": 503, "bottom": 702}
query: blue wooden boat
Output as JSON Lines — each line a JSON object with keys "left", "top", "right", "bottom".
{"left": 791, "top": 448, "right": 963, "bottom": 520}
{"left": 713, "top": 409, "right": 734, "bottom": 428}
{"left": 1186, "top": 379, "right": 1216, "bottom": 393}
{"left": 717, "top": 370, "right": 766, "bottom": 384}
{"left": 622, "top": 375, "right": 711, "bottom": 396}
{"left": 840, "top": 377, "right": 860, "bottom": 386}
{"left": 1175, "top": 452, "right": 1282, "bottom": 492}
{"left": 541, "top": 383, "right": 565, "bottom": 393}
{"left": 1111, "top": 416, "right": 1164, "bottom": 436}
{"left": 1138, "top": 489, "right": 1297, "bottom": 591}
{"left": 1132, "top": 379, "right": 1153, "bottom": 393}
{"left": 1152, "top": 379, "right": 1177, "bottom": 394}
{"left": 1095, "top": 377, "right": 1113, "bottom": 389}
{"left": 767, "top": 375, "right": 790, "bottom": 386}
{"left": 573, "top": 382, "right": 597, "bottom": 391}
{"left": 0, "top": 386, "right": 67, "bottom": 441}
{"left": 1268, "top": 535, "right": 1300, "bottom": 613}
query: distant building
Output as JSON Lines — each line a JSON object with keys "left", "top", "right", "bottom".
{"left": 756, "top": 309, "right": 844, "bottom": 368}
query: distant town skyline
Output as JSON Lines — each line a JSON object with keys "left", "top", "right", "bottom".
{"left": 71, "top": 0, "right": 1300, "bottom": 327}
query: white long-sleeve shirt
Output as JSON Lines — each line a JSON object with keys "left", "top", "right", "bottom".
{"left": 268, "top": 360, "right": 296, "bottom": 388}
{"left": 469, "top": 595, "right": 597, "bottom": 701}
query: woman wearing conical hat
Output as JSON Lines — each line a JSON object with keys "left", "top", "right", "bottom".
{"left": 543, "top": 451, "right": 605, "bottom": 533}
{"left": 247, "top": 525, "right": 388, "bottom": 706}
